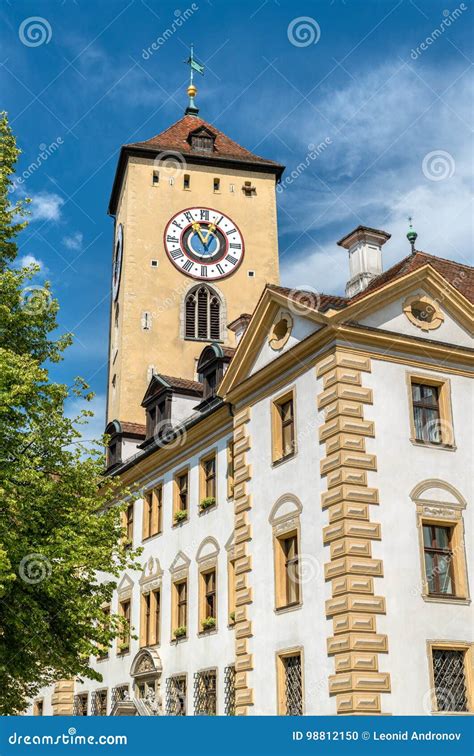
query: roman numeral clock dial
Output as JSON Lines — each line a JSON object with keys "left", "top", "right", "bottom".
{"left": 163, "top": 207, "right": 244, "bottom": 280}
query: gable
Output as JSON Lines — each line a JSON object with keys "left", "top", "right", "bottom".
{"left": 357, "top": 288, "right": 472, "bottom": 348}
{"left": 249, "top": 307, "right": 322, "bottom": 378}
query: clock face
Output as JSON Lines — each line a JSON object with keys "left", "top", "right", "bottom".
{"left": 164, "top": 207, "right": 244, "bottom": 280}
{"left": 112, "top": 224, "right": 123, "bottom": 301}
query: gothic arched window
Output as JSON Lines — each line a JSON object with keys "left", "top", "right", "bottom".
{"left": 184, "top": 286, "right": 221, "bottom": 341}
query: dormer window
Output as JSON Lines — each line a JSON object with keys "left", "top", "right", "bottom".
{"left": 196, "top": 344, "right": 234, "bottom": 405}
{"left": 104, "top": 420, "right": 146, "bottom": 470}
{"left": 188, "top": 127, "right": 216, "bottom": 154}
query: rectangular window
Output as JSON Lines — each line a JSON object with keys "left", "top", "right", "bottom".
{"left": 200, "top": 568, "right": 217, "bottom": 632}
{"left": 228, "top": 558, "right": 236, "bottom": 624}
{"left": 272, "top": 389, "right": 296, "bottom": 463}
{"left": 227, "top": 441, "right": 235, "bottom": 499}
{"left": 194, "top": 669, "right": 217, "bottom": 715}
{"left": 118, "top": 598, "right": 131, "bottom": 653}
{"left": 152, "top": 170, "right": 159, "bottom": 185}
{"left": 412, "top": 383, "right": 441, "bottom": 443}
{"left": 423, "top": 524, "right": 455, "bottom": 596}
{"left": 92, "top": 690, "right": 107, "bottom": 716}
{"left": 275, "top": 531, "right": 301, "bottom": 610}
{"left": 124, "top": 503, "right": 134, "bottom": 548}
{"left": 172, "top": 579, "right": 188, "bottom": 639}
{"left": 111, "top": 685, "right": 129, "bottom": 707}
{"left": 430, "top": 646, "right": 471, "bottom": 712}
{"left": 277, "top": 651, "right": 303, "bottom": 715}
{"left": 142, "top": 485, "right": 162, "bottom": 540}
{"left": 224, "top": 665, "right": 236, "bottom": 715}
{"left": 33, "top": 700, "right": 44, "bottom": 716}
{"left": 141, "top": 589, "right": 160, "bottom": 647}
{"left": 200, "top": 454, "right": 217, "bottom": 507}
{"left": 174, "top": 470, "right": 189, "bottom": 524}
{"left": 166, "top": 675, "right": 187, "bottom": 715}
{"left": 73, "top": 693, "right": 88, "bottom": 716}
{"left": 213, "top": 177, "right": 220, "bottom": 191}
{"left": 183, "top": 174, "right": 190, "bottom": 189}
{"left": 408, "top": 374, "right": 454, "bottom": 447}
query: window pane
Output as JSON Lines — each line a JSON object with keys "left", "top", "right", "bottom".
{"left": 422, "top": 525, "right": 433, "bottom": 547}
{"left": 437, "top": 556, "right": 453, "bottom": 594}
{"left": 424, "top": 552, "right": 436, "bottom": 594}
{"left": 434, "top": 526, "right": 450, "bottom": 548}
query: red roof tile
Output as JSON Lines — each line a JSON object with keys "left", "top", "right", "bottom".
{"left": 127, "top": 115, "right": 283, "bottom": 169}
{"left": 268, "top": 284, "right": 348, "bottom": 312}
{"left": 120, "top": 421, "right": 146, "bottom": 437}
{"left": 349, "top": 251, "right": 474, "bottom": 304}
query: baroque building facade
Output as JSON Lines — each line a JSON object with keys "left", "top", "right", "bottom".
{"left": 30, "top": 102, "right": 473, "bottom": 717}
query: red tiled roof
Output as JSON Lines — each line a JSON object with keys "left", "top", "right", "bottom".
{"left": 159, "top": 374, "right": 203, "bottom": 394}
{"left": 268, "top": 284, "right": 348, "bottom": 312}
{"left": 120, "top": 421, "right": 146, "bottom": 437}
{"left": 349, "top": 251, "right": 474, "bottom": 304}
{"left": 221, "top": 346, "right": 236, "bottom": 359}
{"left": 127, "top": 115, "right": 283, "bottom": 170}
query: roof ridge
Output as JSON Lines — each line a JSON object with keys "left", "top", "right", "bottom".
{"left": 413, "top": 249, "right": 474, "bottom": 271}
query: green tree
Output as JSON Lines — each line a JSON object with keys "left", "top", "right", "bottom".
{"left": 0, "top": 112, "right": 139, "bottom": 715}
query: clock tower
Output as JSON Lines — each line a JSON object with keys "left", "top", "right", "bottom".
{"left": 106, "top": 80, "right": 284, "bottom": 426}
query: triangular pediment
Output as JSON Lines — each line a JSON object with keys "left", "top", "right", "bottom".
{"left": 333, "top": 265, "right": 473, "bottom": 343}
{"left": 219, "top": 287, "right": 327, "bottom": 399}
{"left": 169, "top": 551, "right": 190, "bottom": 574}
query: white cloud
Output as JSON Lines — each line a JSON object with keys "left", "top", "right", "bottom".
{"left": 29, "top": 192, "right": 64, "bottom": 222}
{"left": 63, "top": 232, "right": 83, "bottom": 251}
{"left": 18, "top": 254, "right": 43, "bottom": 270}
{"left": 278, "top": 61, "right": 472, "bottom": 294}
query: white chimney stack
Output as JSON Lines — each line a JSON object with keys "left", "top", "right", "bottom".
{"left": 338, "top": 225, "right": 391, "bottom": 298}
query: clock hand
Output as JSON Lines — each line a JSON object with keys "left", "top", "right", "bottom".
{"left": 191, "top": 222, "right": 207, "bottom": 245}
{"left": 201, "top": 223, "right": 217, "bottom": 244}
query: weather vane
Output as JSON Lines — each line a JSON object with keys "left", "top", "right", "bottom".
{"left": 184, "top": 44, "right": 205, "bottom": 116}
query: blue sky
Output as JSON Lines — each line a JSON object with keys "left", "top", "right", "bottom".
{"left": 2, "top": 0, "right": 472, "bottom": 437}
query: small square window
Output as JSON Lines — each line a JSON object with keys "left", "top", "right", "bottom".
{"left": 151, "top": 259, "right": 158, "bottom": 268}
{"left": 248, "top": 270, "right": 255, "bottom": 278}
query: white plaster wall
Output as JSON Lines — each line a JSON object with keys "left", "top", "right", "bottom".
{"left": 245, "top": 366, "right": 336, "bottom": 714}
{"left": 359, "top": 291, "right": 472, "bottom": 348}
{"left": 72, "top": 430, "right": 235, "bottom": 716}
{"left": 250, "top": 310, "right": 321, "bottom": 376}
{"left": 363, "top": 359, "right": 473, "bottom": 715}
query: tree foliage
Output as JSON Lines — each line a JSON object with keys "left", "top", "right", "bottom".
{"left": 0, "top": 112, "right": 139, "bottom": 715}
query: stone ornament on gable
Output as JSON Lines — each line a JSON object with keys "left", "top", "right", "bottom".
{"left": 268, "top": 310, "right": 293, "bottom": 350}
{"left": 403, "top": 293, "right": 444, "bottom": 331}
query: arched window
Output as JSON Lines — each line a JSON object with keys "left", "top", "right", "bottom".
{"left": 184, "top": 286, "right": 221, "bottom": 341}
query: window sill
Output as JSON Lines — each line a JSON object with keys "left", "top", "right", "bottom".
{"left": 275, "top": 602, "right": 302, "bottom": 615}
{"left": 171, "top": 635, "right": 188, "bottom": 645}
{"left": 116, "top": 648, "right": 130, "bottom": 657}
{"left": 272, "top": 452, "right": 297, "bottom": 468}
{"left": 198, "top": 505, "right": 217, "bottom": 516}
{"left": 142, "top": 532, "right": 163, "bottom": 544}
{"left": 422, "top": 594, "right": 470, "bottom": 606}
{"left": 96, "top": 655, "right": 109, "bottom": 663}
{"left": 198, "top": 627, "right": 218, "bottom": 637}
{"left": 172, "top": 518, "right": 189, "bottom": 528}
{"left": 184, "top": 337, "right": 224, "bottom": 344}
{"left": 410, "top": 439, "right": 456, "bottom": 452}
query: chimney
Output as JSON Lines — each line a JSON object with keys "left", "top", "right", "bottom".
{"left": 227, "top": 313, "right": 252, "bottom": 344}
{"left": 337, "top": 226, "right": 391, "bottom": 298}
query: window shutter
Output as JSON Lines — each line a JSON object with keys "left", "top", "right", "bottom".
{"left": 197, "top": 287, "right": 209, "bottom": 339}
{"left": 185, "top": 294, "right": 196, "bottom": 338}
{"left": 210, "top": 296, "right": 220, "bottom": 340}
